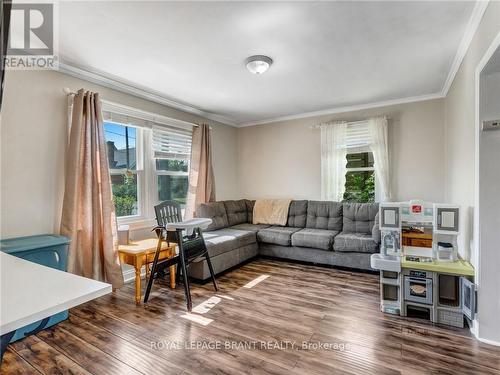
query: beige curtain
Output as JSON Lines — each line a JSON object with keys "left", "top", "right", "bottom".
{"left": 60, "top": 89, "right": 124, "bottom": 289}
{"left": 185, "top": 124, "right": 216, "bottom": 218}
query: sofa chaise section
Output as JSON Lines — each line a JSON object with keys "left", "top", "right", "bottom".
{"left": 189, "top": 201, "right": 259, "bottom": 279}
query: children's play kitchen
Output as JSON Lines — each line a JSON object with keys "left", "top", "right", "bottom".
{"left": 370, "top": 200, "right": 476, "bottom": 328}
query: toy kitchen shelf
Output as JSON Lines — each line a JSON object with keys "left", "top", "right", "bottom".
{"left": 371, "top": 200, "right": 477, "bottom": 329}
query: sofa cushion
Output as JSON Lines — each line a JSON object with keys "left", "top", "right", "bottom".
{"left": 287, "top": 200, "right": 308, "bottom": 228}
{"left": 306, "top": 201, "right": 343, "bottom": 231}
{"left": 334, "top": 232, "right": 379, "bottom": 253}
{"left": 196, "top": 202, "right": 229, "bottom": 231}
{"left": 223, "top": 200, "right": 248, "bottom": 226}
{"left": 342, "top": 203, "right": 379, "bottom": 234}
{"left": 203, "top": 228, "right": 256, "bottom": 258}
{"left": 257, "top": 226, "right": 302, "bottom": 246}
{"left": 291, "top": 228, "right": 339, "bottom": 251}
{"left": 229, "top": 223, "right": 271, "bottom": 232}
{"left": 245, "top": 199, "right": 255, "bottom": 223}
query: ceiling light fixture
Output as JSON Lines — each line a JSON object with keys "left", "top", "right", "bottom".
{"left": 245, "top": 55, "right": 273, "bottom": 75}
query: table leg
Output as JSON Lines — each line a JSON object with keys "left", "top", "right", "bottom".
{"left": 135, "top": 259, "right": 142, "bottom": 304}
{"left": 170, "top": 265, "right": 176, "bottom": 289}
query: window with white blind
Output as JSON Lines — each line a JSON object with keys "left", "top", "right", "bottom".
{"left": 153, "top": 125, "right": 192, "bottom": 208}
{"left": 102, "top": 101, "right": 193, "bottom": 224}
{"left": 344, "top": 122, "right": 376, "bottom": 203}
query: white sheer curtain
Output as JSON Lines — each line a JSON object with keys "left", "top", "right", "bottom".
{"left": 321, "top": 122, "right": 348, "bottom": 201}
{"left": 368, "top": 116, "right": 392, "bottom": 201}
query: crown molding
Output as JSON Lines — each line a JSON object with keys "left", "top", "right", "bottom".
{"left": 441, "top": 0, "right": 490, "bottom": 97}
{"left": 237, "top": 92, "right": 444, "bottom": 127}
{"left": 57, "top": 1, "right": 487, "bottom": 128}
{"left": 57, "top": 60, "right": 238, "bottom": 127}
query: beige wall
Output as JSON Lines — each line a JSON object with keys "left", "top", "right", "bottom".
{"left": 238, "top": 99, "right": 445, "bottom": 203}
{"left": 444, "top": 1, "right": 500, "bottom": 344}
{"left": 0, "top": 70, "right": 239, "bottom": 239}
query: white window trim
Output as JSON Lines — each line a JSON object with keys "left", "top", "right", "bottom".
{"left": 101, "top": 101, "right": 194, "bottom": 229}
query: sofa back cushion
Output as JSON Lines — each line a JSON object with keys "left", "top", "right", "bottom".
{"left": 342, "top": 202, "right": 379, "bottom": 234}
{"left": 196, "top": 202, "right": 229, "bottom": 231}
{"left": 306, "top": 201, "right": 343, "bottom": 231}
{"left": 223, "top": 200, "right": 248, "bottom": 226}
{"left": 245, "top": 200, "right": 255, "bottom": 223}
{"left": 287, "top": 200, "right": 308, "bottom": 228}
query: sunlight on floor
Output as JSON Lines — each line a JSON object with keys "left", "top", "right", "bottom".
{"left": 180, "top": 313, "right": 213, "bottom": 326}
{"left": 216, "top": 294, "right": 234, "bottom": 300}
{"left": 192, "top": 296, "right": 221, "bottom": 314}
{"left": 243, "top": 274, "right": 270, "bottom": 288}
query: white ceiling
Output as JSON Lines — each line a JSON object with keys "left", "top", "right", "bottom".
{"left": 59, "top": 1, "right": 477, "bottom": 126}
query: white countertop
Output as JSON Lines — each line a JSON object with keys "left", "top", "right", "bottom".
{"left": 0, "top": 252, "right": 112, "bottom": 334}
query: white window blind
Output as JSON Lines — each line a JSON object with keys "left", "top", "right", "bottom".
{"left": 345, "top": 121, "right": 370, "bottom": 150}
{"left": 152, "top": 125, "right": 192, "bottom": 160}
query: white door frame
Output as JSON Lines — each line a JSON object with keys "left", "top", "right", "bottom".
{"left": 473, "top": 29, "right": 500, "bottom": 346}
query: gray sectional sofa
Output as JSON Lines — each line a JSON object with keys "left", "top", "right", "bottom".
{"left": 187, "top": 199, "right": 381, "bottom": 280}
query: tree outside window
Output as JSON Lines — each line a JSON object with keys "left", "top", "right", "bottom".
{"left": 343, "top": 152, "right": 375, "bottom": 203}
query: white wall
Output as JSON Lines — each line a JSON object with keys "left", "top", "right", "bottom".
{"left": 237, "top": 99, "right": 445, "bottom": 203}
{"left": 444, "top": 1, "right": 500, "bottom": 262}
{"left": 479, "top": 70, "right": 500, "bottom": 345}
{"left": 0, "top": 70, "right": 239, "bottom": 239}
{"left": 481, "top": 71, "right": 500, "bottom": 120}
{"left": 444, "top": 1, "right": 500, "bottom": 345}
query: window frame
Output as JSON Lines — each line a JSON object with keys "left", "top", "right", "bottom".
{"left": 344, "top": 128, "right": 381, "bottom": 202}
{"left": 104, "top": 121, "right": 145, "bottom": 222}
{"left": 101, "top": 101, "right": 194, "bottom": 229}
{"left": 155, "top": 158, "right": 190, "bottom": 209}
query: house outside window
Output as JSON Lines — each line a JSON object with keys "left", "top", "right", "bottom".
{"left": 104, "top": 122, "right": 140, "bottom": 217}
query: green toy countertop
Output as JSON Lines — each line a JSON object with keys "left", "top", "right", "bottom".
{"left": 401, "top": 257, "right": 474, "bottom": 276}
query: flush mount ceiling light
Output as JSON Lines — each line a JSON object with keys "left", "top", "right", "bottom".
{"left": 245, "top": 55, "right": 273, "bottom": 75}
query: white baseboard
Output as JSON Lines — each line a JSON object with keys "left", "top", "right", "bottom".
{"left": 122, "top": 267, "right": 146, "bottom": 283}
{"left": 477, "top": 336, "right": 500, "bottom": 347}
{"left": 470, "top": 320, "right": 500, "bottom": 347}
{"left": 475, "top": 332, "right": 500, "bottom": 347}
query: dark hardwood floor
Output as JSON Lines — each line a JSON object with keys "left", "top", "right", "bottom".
{"left": 3, "top": 258, "right": 500, "bottom": 374}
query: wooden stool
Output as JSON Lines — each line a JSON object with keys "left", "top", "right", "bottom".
{"left": 118, "top": 238, "right": 176, "bottom": 304}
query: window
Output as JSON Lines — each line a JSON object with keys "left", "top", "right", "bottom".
{"left": 153, "top": 125, "right": 192, "bottom": 208}
{"left": 343, "top": 122, "right": 376, "bottom": 203}
{"left": 156, "top": 160, "right": 189, "bottom": 207}
{"left": 104, "top": 122, "right": 140, "bottom": 217}
{"left": 102, "top": 102, "right": 193, "bottom": 223}
{"left": 343, "top": 152, "right": 375, "bottom": 203}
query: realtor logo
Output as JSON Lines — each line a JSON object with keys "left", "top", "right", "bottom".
{"left": 2, "top": 1, "right": 58, "bottom": 69}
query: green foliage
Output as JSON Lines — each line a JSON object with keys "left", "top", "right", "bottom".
{"left": 158, "top": 175, "right": 188, "bottom": 205}
{"left": 343, "top": 171, "right": 375, "bottom": 203}
{"left": 112, "top": 174, "right": 137, "bottom": 217}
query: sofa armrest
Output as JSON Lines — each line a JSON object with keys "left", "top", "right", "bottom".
{"left": 372, "top": 212, "right": 381, "bottom": 243}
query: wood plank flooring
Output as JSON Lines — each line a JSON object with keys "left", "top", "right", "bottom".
{"left": 2, "top": 258, "right": 500, "bottom": 375}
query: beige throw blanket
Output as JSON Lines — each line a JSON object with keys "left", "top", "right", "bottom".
{"left": 253, "top": 199, "right": 292, "bottom": 226}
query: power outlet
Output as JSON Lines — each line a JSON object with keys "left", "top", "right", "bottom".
{"left": 482, "top": 119, "right": 500, "bottom": 131}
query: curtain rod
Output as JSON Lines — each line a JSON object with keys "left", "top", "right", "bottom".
{"left": 62, "top": 88, "right": 214, "bottom": 129}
